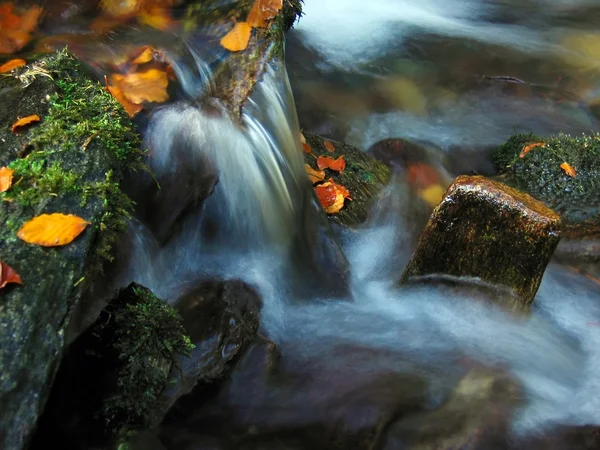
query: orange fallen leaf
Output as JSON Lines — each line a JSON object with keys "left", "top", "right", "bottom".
{"left": 17, "top": 213, "right": 91, "bottom": 247}
{"left": 0, "top": 260, "right": 22, "bottom": 289}
{"left": 303, "top": 143, "right": 312, "bottom": 154}
{"left": 0, "top": 58, "right": 25, "bottom": 73}
{"left": 130, "top": 45, "right": 155, "bottom": 65}
{"left": 105, "top": 75, "right": 143, "bottom": 118}
{"left": 560, "top": 162, "right": 577, "bottom": 178}
{"left": 220, "top": 21, "right": 252, "bottom": 52}
{"left": 519, "top": 142, "right": 545, "bottom": 158}
{"left": 407, "top": 163, "right": 441, "bottom": 189}
{"left": 323, "top": 140, "right": 336, "bottom": 153}
{"left": 110, "top": 68, "right": 169, "bottom": 104}
{"left": 139, "top": 6, "right": 174, "bottom": 31}
{"left": 315, "top": 180, "right": 349, "bottom": 214}
{"left": 247, "top": 0, "right": 283, "bottom": 28}
{"left": 0, "top": 4, "right": 42, "bottom": 54}
{"left": 305, "top": 164, "right": 325, "bottom": 184}
{"left": 316, "top": 155, "right": 345, "bottom": 173}
{"left": 11, "top": 114, "right": 40, "bottom": 133}
{"left": 329, "top": 178, "right": 351, "bottom": 200}
{"left": 0, "top": 166, "right": 14, "bottom": 192}
{"left": 100, "top": 0, "right": 140, "bottom": 16}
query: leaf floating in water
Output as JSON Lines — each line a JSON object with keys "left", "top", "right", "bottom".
{"left": 0, "top": 166, "right": 14, "bottom": 193}
{"left": 109, "top": 68, "right": 169, "bottom": 104}
{"left": 560, "top": 162, "right": 577, "bottom": 178}
{"left": 18, "top": 213, "right": 91, "bottom": 247}
{"left": 519, "top": 142, "right": 545, "bottom": 158}
{"left": 105, "top": 76, "right": 144, "bottom": 118}
{"left": 323, "top": 140, "right": 336, "bottom": 153}
{"left": 100, "top": 0, "right": 140, "bottom": 16}
{"left": 316, "top": 155, "right": 345, "bottom": 173}
{"left": 220, "top": 22, "right": 252, "bottom": 52}
{"left": 139, "top": 6, "right": 174, "bottom": 30}
{"left": 305, "top": 164, "right": 325, "bottom": 184}
{"left": 247, "top": 0, "right": 283, "bottom": 28}
{"left": 0, "top": 58, "right": 25, "bottom": 73}
{"left": 130, "top": 45, "right": 155, "bottom": 65}
{"left": 0, "top": 3, "right": 43, "bottom": 54}
{"left": 0, "top": 260, "right": 23, "bottom": 289}
{"left": 11, "top": 114, "right": 40, "bottom": 133}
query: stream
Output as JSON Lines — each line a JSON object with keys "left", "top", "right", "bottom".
{"left": 12, "top": 0, "right": 600, "bottom": 448}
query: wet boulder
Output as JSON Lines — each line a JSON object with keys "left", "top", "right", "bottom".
{"left": 0, "top": 50, "right": 142, "bottom": 450}
{"left": 303, "top": 131, "right": 391, "bottom": 228}
{"left": 492, "top": 132, "right": 600, "bottom": 263}
{"left": 31, "top": 283, "right": 194, "bottom": 449}
{"left": 401, "top": 175, "right": 561, "bottom": 311}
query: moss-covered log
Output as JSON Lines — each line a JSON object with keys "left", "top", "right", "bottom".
{"left": 401, "top": 175, "right": 561, "bottom": 311}
{"left": 0, "top": 50, "right": 142, "bottom": 449}
{"left": 303, "top": 132, "right": 391, "bottom": 228}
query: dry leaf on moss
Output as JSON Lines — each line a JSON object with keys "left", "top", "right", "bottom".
{"left": 0, "top": 166, "right": 14, "bottom": 192}
{"left": 17, "top": 213, "right": 91, "bottom": 247}
{"left": 11, "top": 114, "right": 40, "bottom": 133}
{"left": 316, "top": 155, "right": 345, "bottom": 173}
{"left": 560, "top": 162, "right": 577, "bottom": 178}
{"left": 0, "top": 260, "right": 22, "bottom": 288}
{"left": 220, "top": 22, "right": 252, "bottom": 52}
{"left": 0, "top": 58, "right": 25, "bottom": 72}
{"left": 247, "top": 0, "right": 283, "bottom": 28}
{"left": 305, "top": 164, "right": 325, "bottom": 184}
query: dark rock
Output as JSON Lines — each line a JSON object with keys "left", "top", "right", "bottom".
{"left": 31, "top": 283, "right": 193, "bottom": 450}
{"left": 303, "top": 132, "right": 391, "bottom": 228}
{"left": 516, "top": 425, "right": 600, "bottom": 449}
{"left": 0, "top": 50, "right": 141, "bottom": 449}
{"left": 401, "top": 175, "right": 562, "bottom": 310}
{"left": 383, "top": 368, "right": 521, "bottom": 450}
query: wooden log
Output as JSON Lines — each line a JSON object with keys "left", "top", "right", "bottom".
{"left": 401, "top": 175, "right": 561, "bottom": 310}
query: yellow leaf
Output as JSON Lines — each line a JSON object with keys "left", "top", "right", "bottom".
{"left": 0, "top": 166, "right": 14, "bottom": 192}
{"left": 305, "top": 164, "right": 325, "bottom": 184}
{"left": 139, "top": 7, "right": 173, "bottom": 31}
{"left": 220, "top": 22, "right": 252, "bottom": 52}
{"left": 100, "top": 0, "right": 140, "bottom": 16}
{"left": 18, "top": 213, "right": 91, "bottom": 247}
{"left": 560, "top": 162, "right": 577, "bottom": 178}
{"left": 110, "top": 68, "right": 169, "bottom": 104}
{"left": 420, "top": 184, "right": 445, "bottom": 208}
{"left": 105, "top": 75, "right": 143, "bottom": 118}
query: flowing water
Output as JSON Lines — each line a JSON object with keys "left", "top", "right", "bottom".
{"left": 17, "top": 0, "right": 600, "bottom": 448}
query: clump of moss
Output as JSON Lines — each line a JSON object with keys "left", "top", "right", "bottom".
{"left": 102, "top": 283, "right": 194, "bottom": 430}
{"left": 492, "top": 132, "right": 600, "bottom": 231}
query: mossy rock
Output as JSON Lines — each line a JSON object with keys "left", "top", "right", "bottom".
{"left": 0, "top": 50, "right": 143, "bottom": 449}
{"left": 492, "top": 132, "right": 600, "bottom": 239}
{"left": 303, "top": 132, "right": 391, "bottom": 228}
{"left": 32, "top": 282, "right": 193, "bottom": 449}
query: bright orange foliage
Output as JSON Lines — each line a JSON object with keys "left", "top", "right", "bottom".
{"left": 17, "top": 213, "right": 91, "bottom": 247}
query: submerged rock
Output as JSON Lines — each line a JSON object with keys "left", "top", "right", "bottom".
{"left": 383, "top": 368, "right": 521, "bottom": 450}
{"left": 0, "top": 50, "right": 141, "bottom": 449}
{"left": 31, "top": 283, "right": 194, "bottom": 449}
{"left": 401, "top": 175, "right": 561, "bottom": 310}
{"left": 303, "top": 132, "right": 391, "bottom": 228}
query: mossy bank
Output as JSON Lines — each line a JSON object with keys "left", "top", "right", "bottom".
{"left": 0, "top": 49, "right": 143, "bottom": 449}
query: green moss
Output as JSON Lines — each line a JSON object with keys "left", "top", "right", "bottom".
{"left": 102, "top": 283, "right": 194, "bottom": 430}
{"left": 492, "top": 132, "right": 600, "bottom": 227}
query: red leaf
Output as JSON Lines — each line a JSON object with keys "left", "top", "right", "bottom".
{"left": 0, "top": 260, "right": 23, "bottom": 289}
{"left": 316, "top": 155, "right": 345, "bottom": 173}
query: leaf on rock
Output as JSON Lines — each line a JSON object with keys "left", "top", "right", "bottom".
{"left": 329, "top": 178, "right": 351, "bottom": 200}
{"left": 0, "top": 166, "right": 14, "bottom": 192}
{"left": 105, "top": 75, "right": 143, "bottom": 118}
{"left": 0, "top": 4, "right": 43, "bottom": 54}
{"left": 560, "top": 162, "right": 577, "bottom": 178}
{"left": 11, "top": 114, "right": 40, "bottom": 133}
{"left": 0, "top": 260, "right": 22, "bottom": 289}
{"left": 315, "top": 180, "right": 349, "bottom": 214}
{"left": 220, "top": 22, "right": 252, "bottom": 52}
{"left": 323, "top": 140, "right": 336, "bottom": 153}
{"left": 18, "top": 213, "right": 91, "bottom": 247}
{"left": 110, "top": 68, "right": 169, "bottom": 104}
{"left": 305, "top": 164, "right": 325, "bottom": 184}
{"left": 316, "top": 155, "right": 345, "bottom": 173}
{"left": 247, "top": 0, "right": 283, "bottom": 28}
{"left": 0, "top": 58, "right": 25, "bottom": 73}
{"left": 519, "top": 142, "right": 545, "bottom": 158}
